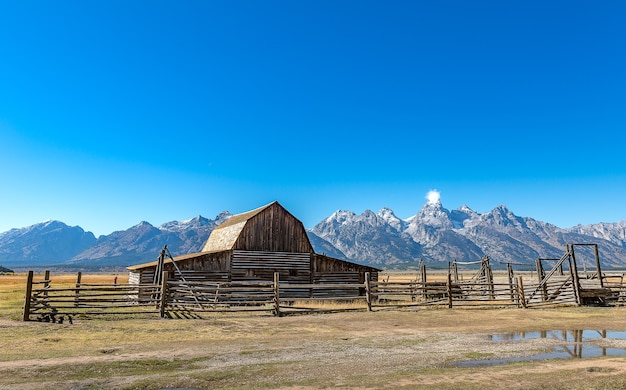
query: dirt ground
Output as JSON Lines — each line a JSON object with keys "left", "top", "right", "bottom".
{"left": 2, "top": 307, "right": 626, "bottom": 389}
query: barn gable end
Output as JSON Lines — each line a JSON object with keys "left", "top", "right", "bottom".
{"left": 202, "top": 201, "right": 314, "bottom": 253}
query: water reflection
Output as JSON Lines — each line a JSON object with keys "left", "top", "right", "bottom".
{"left": 458, "top": 330, "right": 626, "bottom": 367}
{"left": 486, "top": 330, "right": 626, "bottom": 343}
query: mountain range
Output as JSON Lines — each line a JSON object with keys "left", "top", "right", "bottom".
{"left": 2, "top": 200, "right": 626, "bottom": 269}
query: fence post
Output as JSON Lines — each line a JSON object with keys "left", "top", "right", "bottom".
{"left": 273, "top": 272, "right": 281, "bottom": 317}
{"left": 43, "top": 270, "right": 50, "bottom": 300}
{"left": 420, "top": 261, "right": 427, "bottom": 300}
{"left": 447, "top": 264, "right": 453, "bottom": 308}
{"left": 74, "top": 272, "right": 82, "bottom": 307}
{"left": 593, "top": 244, "right": 604, "bottom": 288}
{"left": 365, "top": 272, "right": 372, "bottom": 312}
{"left": 159, "top": 271, "right": 168, "bottom": 318}
{"left": 517, "top": 276, "right": 526, "bottom": 308}
{"left": 485, "top": 257, "right": 495, "bottom": 299}
{"left": 536, "top": 258, "right": 547, "bottom": 301}
{"left": 569, "top": 245, "right": 582, "bottom": 306}
{"left": 22, "top": 270, "right": 34, "bottom": 321}
{"left": 507, "top": 263, "right": 514, "bottom": 302}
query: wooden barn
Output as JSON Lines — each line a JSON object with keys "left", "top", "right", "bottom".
{"left": 127, "top": 201, "right": 379, "bottom": 297}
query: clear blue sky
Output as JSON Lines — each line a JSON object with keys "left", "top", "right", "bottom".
{"left": 1, "top": 1, "right": 625, "bottom": 237}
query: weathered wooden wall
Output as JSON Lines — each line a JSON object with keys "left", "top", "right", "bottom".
{"left": 233, "top": 203, "right": 314, "bottom": 253}
{"left": 231, "top": 250, "right": 311, "bottom": 283}
{"left": 167, "top": 251, "right": 232, "bottom": 272}
{"left": 312, "top": 254, "right": 374, "bottom": 273}
{"left": 202, "top": 202, "right": 314, "bottom": 253}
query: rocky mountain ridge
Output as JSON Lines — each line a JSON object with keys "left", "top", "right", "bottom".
{"left": 309, "top": 200, "right": 626, "bottom": 268}
{"left": 1, "top": 202, "right": 626, "bottom": 269}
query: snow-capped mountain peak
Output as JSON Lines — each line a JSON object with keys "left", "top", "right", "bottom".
{"left": 214, "top": 211, "right": 233, "bottom": 225}
{"left": 458, "top": 204, "right": 473, "bottom": 213}
{"left": 326, "top": 210, "right": 357, "bottom": 225}
{"left": 415, "top": 199, "right": 453, "bottom": 229}
{"left": 377, "top": 207, "right": 405, "bottom": 232}
{"left": 160, "top": 215, "right": 213, "bottom": 232}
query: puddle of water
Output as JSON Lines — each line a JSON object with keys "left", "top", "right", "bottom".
{"left": 458, "top": 330, "right": 626, "bottom": 367}
{"left": 485, "top": 330, "right": 626, "bottom": 342}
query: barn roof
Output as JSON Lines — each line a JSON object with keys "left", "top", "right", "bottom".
{"left": 214, "top": 202, "right": 272, "bottom": 229}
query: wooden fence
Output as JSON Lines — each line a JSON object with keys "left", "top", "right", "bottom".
{"left": 22, "top": 271, "right": 161, "bottom": 321}
{"left": 23, "top": 269, "right": 626, "bottom": 321}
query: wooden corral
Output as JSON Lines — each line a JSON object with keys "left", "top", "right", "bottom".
{"left": 527, "top": 243, "right": 622, "bottom": 306}
{"left": 375, "top": 244, "right": 626, "bottom": 309}
{"left": 127, "top": 201, "right": 379, "bottom": 301}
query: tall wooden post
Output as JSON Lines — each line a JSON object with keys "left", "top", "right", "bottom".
{"left": 517, "top": 276, "right": 526, "bottom": 308}
{"left": 154, "top": 246, "right": 166, "bottom": 286}
{"left": 364, "top": 272, "right": 372, "bottom": 312}
{"left": 536, "top": 258, "right": 544, "bottom": 282}
{"left": 485, "top": 257, "right": 495, "bottom": 299}
{"left": 593, "top": 244, "right": 603, "bottom": 288}
{"left": 536, "top": 259, "right": 547, "bottom": 301}
{"left": 159, "top": 271, "right": 168, "bottom": 318}
{"left": 446, "top": 263, "right": 453, "bottom": 308}
{"left": 420, "top": 261, "right": 427, "bottom": 300}
{"left": 507, "top": 263, "right": 514, "bottom": 302}
{"left": 569, "top": 245, "right": 582, "bottom": 305}
{"left": 273, "top": 272, "right": 281, "bottom": 317}
{"left": 416, "top": 258, "right": 422, "bottom": 283}
{"left": 74, "top": 272, "right": 82, "bottom": 307}
{"left": 22, "top": 271, "right": 34, "bottom": 321}
{"left": 453, "top": 261, "right": 459, "bottom": 283}
{"left": 43, "top": 270, "right": 50, "bottom": 300}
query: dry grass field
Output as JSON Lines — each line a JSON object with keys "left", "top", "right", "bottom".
{"left": 2, "top": 272, "right": 626, "bottom": 389}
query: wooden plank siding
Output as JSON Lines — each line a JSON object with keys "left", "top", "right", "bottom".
{"left": 232, "top": 202, "right": 314, "bottom": 253}
{"left": 202, "top": 202, "right": 314, "bottom": 253}
{"left": 127, "top": 251, "right": 232, "bottom": 274}
{"left": 232, "top": 250, "right": 311, "bottom": 298}
{"left": 231, "top": 250, "right": 310, "bottom": 281}
{"left": 166, "top": 251, "right": 232, "bottom": 273}
{"left": 129, "top": 270, "right": 154, "bottom": 285}
{"left": 312, "top": 254, "right": 378, "bottom": 282}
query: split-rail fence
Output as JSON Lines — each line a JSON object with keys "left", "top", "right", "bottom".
{"left": 23, "top": 267, "right": 626, "bottom": 321}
